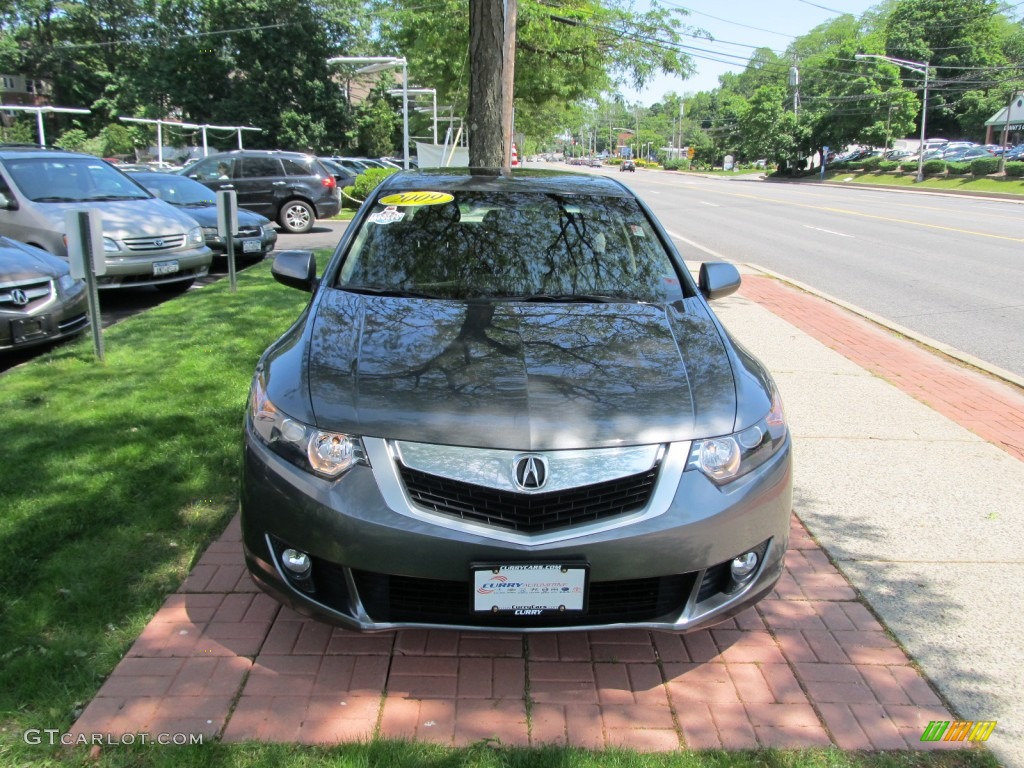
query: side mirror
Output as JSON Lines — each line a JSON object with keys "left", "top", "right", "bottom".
{"left": 271, "top": 250, "right": 317, "bottom": 292}
{"left": 698, "top": 262, "right": 741, "bottom": 301}
{"left": 0, "top": 191, "right": 17, "bottom": 210}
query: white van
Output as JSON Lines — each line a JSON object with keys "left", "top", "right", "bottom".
{"left": 0, "top": 146, "right": 213, "bottom": 292}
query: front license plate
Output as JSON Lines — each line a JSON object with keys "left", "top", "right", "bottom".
{"left": 241, "top": 239, "right": 262, "bottom": 253}
{"left": 472, "top": 564, "right": 588, "bottom": 615}
{"left": 153, "top": 260, "right": 180, "bottom": 276}
{"left": 10, "top": 316, "right": 52, "bottom": 345}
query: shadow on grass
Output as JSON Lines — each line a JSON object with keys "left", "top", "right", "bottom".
{"left": 0, "top": 260, "right": 308, "bottom": 731}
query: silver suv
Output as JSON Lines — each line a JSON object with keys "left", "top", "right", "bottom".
{"left": 0, "top": 146, "right": 212, "bottom": 292}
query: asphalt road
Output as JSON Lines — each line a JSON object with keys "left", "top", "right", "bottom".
{"left": 600, "top": 167, "right": 1024, "bottom": 379}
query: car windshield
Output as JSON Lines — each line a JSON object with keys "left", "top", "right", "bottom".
{"left": 337, "top": 191, "right": 687, "bottom": 303}
{"left": 5, "top": 157, "right": 151, "bottom": 202}
{"left": 137, "top": 173, "right": 216, "bottom": 206}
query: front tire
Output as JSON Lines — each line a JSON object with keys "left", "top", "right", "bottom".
{"left": 279, "top": 200, "right": 315, "bottom": 234}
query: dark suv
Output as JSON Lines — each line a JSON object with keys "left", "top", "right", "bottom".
{"left": 185, "top": 150, "right": 340, "bottom": 234}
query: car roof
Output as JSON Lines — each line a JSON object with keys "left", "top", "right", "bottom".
{"left": 0, "top": 144, "right": 96, "bottom": 160}
{"left": 373, "top": 168, "right": 635, "bottom": 198}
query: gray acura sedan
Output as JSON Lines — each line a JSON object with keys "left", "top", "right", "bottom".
{"left": 242, "top": 168, "right": 792, "bottom": 632}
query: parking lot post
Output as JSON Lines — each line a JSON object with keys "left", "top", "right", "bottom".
{"left": 65, "top": 209, "right": 105, "bottom": 361}
{"left": 217, "top": 190, "right": 239, "bottom": 292}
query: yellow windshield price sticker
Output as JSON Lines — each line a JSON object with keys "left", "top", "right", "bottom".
{"left": 378, "top": 191, "right": 455, "bottom": 207}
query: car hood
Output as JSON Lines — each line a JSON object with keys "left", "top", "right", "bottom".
{"left": 0, "top": 236, "right": 65, "bottom": 280}
{"left": 34, "top": 199, "right": 200, "bottom": 239}
{"left": 296, "top": 291, "right": 738, "bottom": 451}
{"left": 166, "top": 204, "right": 268, "bottom": 229}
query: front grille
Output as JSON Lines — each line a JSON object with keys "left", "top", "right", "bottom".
{"left": 399, "top": 465, "right": 659, "bottom": 534}
{"left": 0, "top": 278, "right": 52, "bottom": 312}
{"left": 237, "top": 225, "right": 261, "bottom": 238}
{"left": 123, "top": 234, "right": 186, "bottom": 251}
{"left": 344, "top": 567, "right": 695, "bottom": 627}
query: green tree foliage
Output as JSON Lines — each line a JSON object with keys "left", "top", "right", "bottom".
{"left": 354, "top": 92, "right": 400, "bottom": 158}
{"left": 736, "top": 84, "right": 797, "bottom": 164}
{"left": 883, "top": 0, "right": 1020, "bottom": 138}
{"left": 0, "top": 0, "right": 369, "bottom": 150}
{"left": 371, "top": 0, "right": 699, "bottom": 142}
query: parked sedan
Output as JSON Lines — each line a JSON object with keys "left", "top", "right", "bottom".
{"left": 0, "top": 235, "right": 88, "bottom": 352}
{"left": 128, "top": 172, "right": 277, "bottom": 261}
{"left": 241, "top": 168, "right": 792, "bottom": 633}
{"left": 942, "top": 147, "right": 995, "bottom": 163}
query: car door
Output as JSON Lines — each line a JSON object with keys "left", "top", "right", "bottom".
{"left": 234, "top": 157, "right": 283, "bottom": 219}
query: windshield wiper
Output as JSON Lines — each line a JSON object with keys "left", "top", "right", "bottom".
{"left": 500, "top": 293, "right": 628, "bottom": 303}
{"left": 342, "top": 285, "right": 444, "bottom": 299}
{"left": 33, "top": 196, "right": 83, "bottom": 202}
{"left": 88, "top": 194, "right": 149, "bottom": 201}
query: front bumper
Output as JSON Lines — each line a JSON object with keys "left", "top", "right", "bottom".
{"left": 241, "top": 432, "right": 792, "bottom": 633}
{"left": 0, "top": 284, "right": 89, "bottom": 351}
{"left": 95, "top": 246, "right": 213, "bottom": 289}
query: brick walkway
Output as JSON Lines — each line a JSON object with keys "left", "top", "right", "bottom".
{"left": 68, "top": 275, "right": 1018, "bottom": 752}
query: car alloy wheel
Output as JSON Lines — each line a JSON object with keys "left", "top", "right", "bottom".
{"left": 280, "top": 200, "right": 315, "bottom": 234}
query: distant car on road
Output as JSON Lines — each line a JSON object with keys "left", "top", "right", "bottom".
{"left": 621, "top": 159, "right": 636, "bottom": 172}
{"left": 128, "top": 171, "right": 277, "bottom": 261}
{"left": 0, "top": 235, "right": 88, "bottom": 351}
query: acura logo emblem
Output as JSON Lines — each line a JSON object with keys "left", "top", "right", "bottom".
{"left": 11, "top": 288, "right": 28, "bottom": 306}
{"left": 513, "top": 455, "right": 548, "bottom": 490}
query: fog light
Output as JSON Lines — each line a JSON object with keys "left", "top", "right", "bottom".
{"left": 281, "top": 548, "right": 311, "bottom": 576}
{"left": 730, "top": 551, "right": 759, "bottom": 581}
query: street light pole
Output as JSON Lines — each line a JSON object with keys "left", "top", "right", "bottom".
{"left": 856, "top": 53, "right": 930, "bottom": 182}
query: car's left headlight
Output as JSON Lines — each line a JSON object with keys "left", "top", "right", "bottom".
{"left": 247, "top": 371, "right": 367, "bottom": 478}
{"left": 687, "top": 386, "right": 787, "bottom": 485}
{"left": 188, "top": 226, "right": 204, "bottom": 247}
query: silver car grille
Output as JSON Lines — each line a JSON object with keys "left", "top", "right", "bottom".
{"left": 237, "top": 225, "right": 262, "bottom": 238}
{"left": 386, "top": 441, "right": 670, "bottom": 537}
{"left": 0, "top": 277, "right": 54, "bottom": 313}
{"left": 122, "top": 234, "right": 186, "bottom": 251}
{"left": 365, "top": 438, "right": 689, "bottom": 545}
{"left": 398, "top": 464, "right": 660, "bottom": 534}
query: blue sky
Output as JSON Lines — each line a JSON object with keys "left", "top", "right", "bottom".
{"left": 616, "top": 0, "right": 877, "bottom": 104}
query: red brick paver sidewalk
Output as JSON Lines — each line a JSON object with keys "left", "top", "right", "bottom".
{"left": 742, "top": 275, "right": 1024, "bottom": 462}
{"left": 69, "top": 276, "right": 1014, "bottom": 752}
{"left": 70, "top": 515, "right": 969, "bottom": 751}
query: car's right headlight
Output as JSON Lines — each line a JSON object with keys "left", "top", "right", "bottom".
{"left": 687, "top": 385, "right": 787, "bottom": 485}
{"left": 247, "top": 371, "right": 367, "bottom": 478}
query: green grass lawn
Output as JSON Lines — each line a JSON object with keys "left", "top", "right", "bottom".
{"left": 0, "top": 259, "right": 1000, "bottom": 767}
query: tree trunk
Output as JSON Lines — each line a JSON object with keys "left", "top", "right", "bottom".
{"left": 468, "top": 0, "right": 515, "bottom": 169}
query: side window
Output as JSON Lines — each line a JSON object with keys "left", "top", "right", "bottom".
{"left": 282, "top": 158, "right": 313, "bottom": 176}
{"left": 239, "top": 158, "right": 282, "bottom": 178}
{"left": 189, "top": 158, "right": 224, "bottom": 181}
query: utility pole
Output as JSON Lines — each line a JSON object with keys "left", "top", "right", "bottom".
{"left": 468, "top": 0, "right": 516, "bottom": 169}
